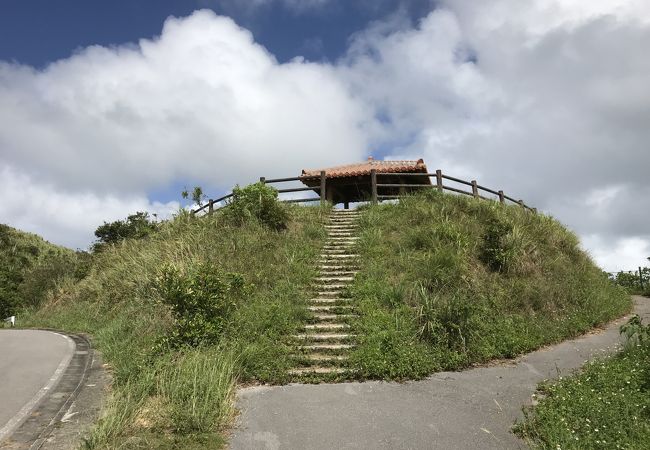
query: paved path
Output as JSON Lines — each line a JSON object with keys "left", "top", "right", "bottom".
{"left": 0, "top": 330, "right": 73, "bottom": 444}
{"left": 230, "top": 296, "right": 649, "bottom": 450}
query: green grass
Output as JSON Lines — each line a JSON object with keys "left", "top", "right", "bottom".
{"left": 0, "top": 223, "right": 80, "bottom": 318}
{"left": 16, "top": 189, "right": 633, "bottom": 446}
{"left": 514, "top": 315, "right": 650, "bottom": 449}
{"left": 348, "top": 190, "right": 631, "bottom": 379}
{"left": 22, "top": 205, "right": 327, "bottom": 448}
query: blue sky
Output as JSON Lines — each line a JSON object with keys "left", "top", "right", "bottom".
{"left": 0, "top": 0, "right": 649, "bottom": 270}
{"left": 0, "top": 0, "right": 432, "bottom": 66}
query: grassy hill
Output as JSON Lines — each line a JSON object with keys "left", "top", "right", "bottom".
{"left": 0, "top": 224, "right": 81, "bottom": 319}
{"left": 20, "top": 187, "right": 629, "bottom": 448}
{"left": 347, "top": 191, "right": 630, "bottom": 378}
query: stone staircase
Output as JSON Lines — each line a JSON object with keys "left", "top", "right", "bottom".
{"left": 289, "top": 209, "right": 361, "bottom": 379}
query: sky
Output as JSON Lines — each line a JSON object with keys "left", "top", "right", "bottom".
{"left": 0, "top": 0, "right": 648, "bottom": 271}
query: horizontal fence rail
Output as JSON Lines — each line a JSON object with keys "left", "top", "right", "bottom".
{"left": 192, "top": 169, "right": 536, "bottom": 215}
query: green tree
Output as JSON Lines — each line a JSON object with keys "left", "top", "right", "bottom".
{"left": 93, "top": 212, "right": 157, "bottom": 252}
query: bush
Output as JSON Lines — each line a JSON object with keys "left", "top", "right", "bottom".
{"left": 155, "top": 262, "right": 247, "bottom": 348}
{"left": 93, "top": 211, "right": 157, "bottom": 252}
{"left": 18, "top": 251, "right": 91, "bottom": 308}
{"left": 223, "top": 182, "right": 289, "bottom": 230}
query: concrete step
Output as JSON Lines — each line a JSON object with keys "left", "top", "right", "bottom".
{"left": 318, "top": 265, "right": 360, "bottom": 270}
{"left": 324, "top": 224, "right": 358, "bottom": 229}
{"left": 297, "top": 353, "right": 349, "bottom": 362}
{"left": 308, "top": 298, "right": 353, "bottom": 304}
{"left": 320, "top": 254, "right": 360, "bottom": 259}
{"left": 318, "top": 271, "right": 358, "bottom": 277}
{"left": 304, "top": 323, "right": 350, "bottom": 331}
{"left": 297, "top": 343, "right": 354, "bottom": 351}
{"left": 313, "top": 284, "right": 348, "bottom": 290}
{"left": 312, "top": 313, "right": 357, "bottom": 321}
{"left": 308, "top": 305, "right": 355, "bottom": 312}
{"left": 292, "top": 333, "right": 356, "bottom": 341}
{"left": 316, "top": 276, "right": 355, "bottom": 282}
{"left": 288, "top": 367, "right": 348, "bottom": 375}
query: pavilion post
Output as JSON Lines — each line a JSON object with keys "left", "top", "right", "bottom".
{"left": 320, "top": 171, "right": 326, "bottom": 204}
{"left": 371, "top": 169, "right": 378, "bottom": 204}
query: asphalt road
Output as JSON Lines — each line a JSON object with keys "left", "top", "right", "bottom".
{"left": 0, "top": 330, "right": 73, "bottom": 443}
{"left": 230, "top": 296, "right": 650, "bottom": 450}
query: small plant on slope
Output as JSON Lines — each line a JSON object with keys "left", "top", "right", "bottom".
{"left": 155, "top": 262, "right": 247, "bottom": 348}
{"left": 223, "top": 182, "right": 289, "bottom": 230}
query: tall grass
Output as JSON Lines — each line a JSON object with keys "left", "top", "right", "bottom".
{"left": 23, "top": 205, "right": 327, "bottom": 448}
{"left": 348, "top": 190, "right": 631, "bottom": 379}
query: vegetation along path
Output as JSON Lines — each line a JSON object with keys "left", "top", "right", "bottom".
{"left": 290, "top": 209, "right": 361, "bottom": 378}
{"left": 230, "top": 296, "right": 649, "bottom": 450}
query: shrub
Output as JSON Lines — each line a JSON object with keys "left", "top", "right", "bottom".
{"left": 18, "top": 251, "right": 91, "bottom": 308}
{"left": 154, "top": 262, "right": 247, "bottom": 348}
{"left": 223, "top": 182, "right": 289, "bottom": 230}
{"left": 93, "top": 211, "right": 158, "bottom": 252}
{"left": 480, "top": 216, "right": 515, "bottom": 273}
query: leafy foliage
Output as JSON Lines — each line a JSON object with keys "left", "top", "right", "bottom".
{"left": 0, "top": 224, "right": 78, "bottom": 318}
{"left": 223, "top": 182, "right": 289, "bottom": 230}
{"left": 611, "top": 268, "right": 650, "bottom": 295}
{"left": 515, "top": 315, "right": 650, "bottom": 449}
{"left": 155, "top": 263, "right": 247, "bottom": 348}
{"left": 93, "top": 211, "right": 157, "bottom": 252}
{"left": 181, "top": 186, "right": 206, "bottom": 207}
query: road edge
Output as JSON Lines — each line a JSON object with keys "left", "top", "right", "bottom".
{"left": 0, "top": 332, "right": 95, "bottom": 450}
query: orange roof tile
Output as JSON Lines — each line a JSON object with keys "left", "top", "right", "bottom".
{"left": 302, "top": 158, "right": 428, "bottom": 179}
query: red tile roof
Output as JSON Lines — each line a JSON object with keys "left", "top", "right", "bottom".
{"left": 302, "top": 158, "right": 428, "bottom": 179}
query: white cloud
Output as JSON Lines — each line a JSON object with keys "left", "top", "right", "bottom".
{"left": 336, "top": 0, "right": 650, "bottom": 270}
{"left": 1, "top": 3, "right": 648, "bottom": 271}
{"left": 0, "top": 166, "right": 178, "bottom": 250}
{"left": 0, "top": 10, "right": 368, "bottom": 194}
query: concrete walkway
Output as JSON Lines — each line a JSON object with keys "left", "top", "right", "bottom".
{"left": 229, "top": 296, "right": 649, "bottom": 450}
{"left": 0, "top": 330, "right": 73, "bottom": 443}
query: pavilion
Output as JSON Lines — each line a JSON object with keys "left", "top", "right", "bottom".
{"left": 300, "top": 157, "right": 431, "bottom": 208}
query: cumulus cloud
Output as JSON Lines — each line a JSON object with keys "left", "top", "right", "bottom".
{"left": 337, "top": 0, "right": 650, "bottom": 269}
{"left": 0, "top": 10, "right": 369, "bottom": 194}
{"left": 1, "top": 3, "right": 648, "bottom": 270}
{"left": 0, "top": 166, "right": 178, "bottom": 249}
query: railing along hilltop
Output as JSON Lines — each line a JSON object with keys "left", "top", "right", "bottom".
{"left": 192, "top": 169, "right": 536, "bottom": 215}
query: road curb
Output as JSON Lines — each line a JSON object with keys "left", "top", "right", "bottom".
{"left": 1, "top": 332, "right": 93, "bottom": 450}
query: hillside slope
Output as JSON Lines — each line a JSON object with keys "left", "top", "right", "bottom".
{"left": 24, "top": 204, "right": 328, "bottom": 449}
{"left": 20, "top": 188, "right": 629, "bottom": 448}
{"left": 0, "top": 224, "right": 78, "bottom": 318}
{"left": 348, "top": 191, "right": 630, "bottom": 378}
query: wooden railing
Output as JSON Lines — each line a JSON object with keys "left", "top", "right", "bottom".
{"left": 372, "top": 169, "right": 537, "bottom": 213}
{"left": 192, "top": 169, "right": 535, "bottom": 214}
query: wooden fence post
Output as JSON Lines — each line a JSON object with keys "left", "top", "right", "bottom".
{"left": 371, "top": 169, "right": 378, "bottom": 204}
{"left": 436, "top": 169, "right": 443, "bottom": 192}
{"left": 498, "top": 190, "right": 504, "bottom": 204}
{"left": 640, "top": 267, "right": 645, "bottom": 290}
{"left": 518, "top": 200, "right": 525, "bottom": 208}
{"left": 260, "top": 176, "right": 266, "bottom": 184}
{"left": 471, "top": 180, "right": 478, "bottom": 198}
{"left": 208, "top": 199, "right": 214, "bottom": 215}
{"left": 320, "top": 171, "right": 326, "bottom": 204}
